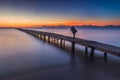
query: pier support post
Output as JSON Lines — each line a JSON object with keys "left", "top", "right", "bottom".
{"left": 41, "top": 34, "right": 42, "bottom": 39}
{"left": 34, "top": 32, "right": 36, "bottom": 37}
{"left": 34, "top": 32, "right": 35, "bottom": 36}
{"left": 44, "top": 35, "right": 46, "bottom": 41}
{"left": 71, "top": 42, "right": 75, "bottom": 54}
{"left": 40, "top": 34, "right": 42, "bottom": 39}
{"left": 48, "top": 36, "right": 50, "bottom": 43}
{"left": 104, "top": 52, "right": 107, "bottom": 61}
{"left": 36, "top": 33, "right": 38, "bottom": 38}
{"left": 85, "top": 47, "right": 88, "bottom": 56}
{"left": 57, "top": 39, "right": 59, "bottom": 45}
{"left": 51, "top": 37, "right": 53, "bottom": 44}
{"left": 63, "top": 40, "right": 65, "bottom": 48}
{"left": 31, "top": 32, "right": 33, "bottom": 35}
{"left": 32, "top": 32, "right": 34, "bottom": 36}
{"left": 38, "top": 34, "right": 40, "bottom": 38}
{"left": 60, "top": 39, "right": 63, "bottom": 48}
{"left": 36, "top": 33, "right": 38, "bottom": 37}
{"left": 53, "top": 37, "right": 55, "bottom": 44}
{"left": 32, "top": 32, "right": 34, "bottom": 35}
{"left": 90, "top": 47, "right": 95, "bottom": 58}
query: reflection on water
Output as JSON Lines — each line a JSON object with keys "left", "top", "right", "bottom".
{"left": 0, "top": 29, "right": 77, "bottom": 79}
{"left": 0, "top": 29, "right": 120, "bottom": 80}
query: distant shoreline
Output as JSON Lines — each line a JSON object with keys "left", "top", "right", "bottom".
{"left": 0, "top": 25, "right": 120, "bottom": 29}
{"left": 0, "top": 27, "right": 14, "bottom": 29}
{"left": 31, "top": 26, "right": 120, "bottom": 29}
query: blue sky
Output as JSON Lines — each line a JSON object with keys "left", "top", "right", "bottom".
{"left": 0, "top": 0, "right": 120, "bottom": 27}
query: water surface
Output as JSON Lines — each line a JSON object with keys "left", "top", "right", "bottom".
{"left": 0, "top": 29, "right": 72, "bottom": 79}
{"left": 0, "top": 28, "right": 120, "bottom": 80}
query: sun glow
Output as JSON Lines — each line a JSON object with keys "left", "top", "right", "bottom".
{"left": 0, "top": 10, "right": 120, "bottom": 27}
{"left": 1, "top": 20, "right": 120, "bottom": 27}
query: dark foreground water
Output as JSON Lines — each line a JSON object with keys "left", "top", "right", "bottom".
{"left": 0, "top": 29, "right": 120, "bottom": 80}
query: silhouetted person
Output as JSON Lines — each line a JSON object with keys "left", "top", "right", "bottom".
{"left": 71, "top": 26, "right": 77, "bottom": 38}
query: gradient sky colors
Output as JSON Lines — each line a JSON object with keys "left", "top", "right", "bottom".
{"left": 0, "top": 0, "right": 120, "bottom": 27}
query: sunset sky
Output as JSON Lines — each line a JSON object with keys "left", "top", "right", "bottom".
{"left": 0, "top": 0, "right": 120, "bottom": 27}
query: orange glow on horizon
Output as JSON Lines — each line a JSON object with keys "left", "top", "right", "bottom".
{"left": 0, "top": 5, "right": 120, "bottom": 28}
{"left": 0, "top": 20, "right": 120, "bottom": 27}
{"left": 0, "top": 9, "right": 120, "bottom": 27}
{"left": 65, "top": 20, "right": 120, "bottom": 26}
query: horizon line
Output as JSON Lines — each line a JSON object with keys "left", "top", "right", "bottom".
{"left": 0, "top": 25, "right": 120, "bottom": 28}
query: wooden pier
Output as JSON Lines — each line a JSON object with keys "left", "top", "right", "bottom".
{"left": 17, "top": 28, "right": 120, "bottom": 60}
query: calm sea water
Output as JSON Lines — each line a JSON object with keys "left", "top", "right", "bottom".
{"left": 0, "top": 28, "right": 120, "bottom": 80}
{"left": 0, "top": 29, "right": 73, "bottom": 79}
